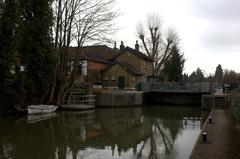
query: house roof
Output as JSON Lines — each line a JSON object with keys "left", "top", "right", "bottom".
{"left": 114, "top": 46, "right": 153, "bottom": 62}
{"left": 67, "top": 45, "right": 118, "bottom": 64}
{"left": 103, "top": 61, "right": 143, "bottom": 76}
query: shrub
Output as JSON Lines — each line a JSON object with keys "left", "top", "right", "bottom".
{"left": 229, "top": 94, "right": 240, "bottom": 124}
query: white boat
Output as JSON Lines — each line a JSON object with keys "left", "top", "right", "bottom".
{"left": 27, "top": 105, "right": 58, "bottom": 114}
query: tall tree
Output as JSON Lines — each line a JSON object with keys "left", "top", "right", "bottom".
{"left": 162, "top": 45, "right": 185, "bottom": 82}
{"left": 189, "top": 68, "right": 205, "bottom": 82}
{"left": 182, "top": 73, "right": 189, "bottom": 82}
{"left": 137, "top": 14, "right": 179, "bottom": 76}
{"left": 48, "top": 0, "right": 118, "bottom": 104}
{"left": 223, "top": 70, "right": 239, "bottom": 84}
{"left": 215, "top": 64, "right": 223, "bottom": 83}
{"left": 18, "top": 0, "right": 56, "bottom": 104}
{"left": 0, "top": 0, "right": 19, "bottom": 106}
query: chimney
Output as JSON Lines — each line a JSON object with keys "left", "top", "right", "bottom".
{"left": 113, "top": 41, "right": 117, "bottom": 49}
{"left": 113, "top": 41, "right": 118, "bottom": 53}
{"left": 120, "top": 41, "right": 125, "bottom": 50}
{"left": 135, "top": 40, "right": 139, "bottom": 51}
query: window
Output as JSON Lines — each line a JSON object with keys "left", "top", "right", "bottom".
{"left": 112, "top": 76, "right": 116, "bottom": 81}
{"left": 144, "top": 61, "right": 147, "bottom": 68}
{"left": 81, "top": 60, "right": 87, "bottom": 76}
{"left": 20, "top": 65, "right": 25, "bottom": 72}
{"left": 68, "top": 61, "right": 74, "bottom": 72}
{"left": 143, "top": 76, "right": 147, "bottom": 82}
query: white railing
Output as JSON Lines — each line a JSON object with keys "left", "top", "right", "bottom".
{"left": 64, "top": 93, "right": 95, "bottom": 106}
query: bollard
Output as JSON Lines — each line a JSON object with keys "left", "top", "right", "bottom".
{"left": 208, "top": 117, "right": 212, "bottom": 123}
{"left": 202, "top": 132, "right": 208, "bottom": 143}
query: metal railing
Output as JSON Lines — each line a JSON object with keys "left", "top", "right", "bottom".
{"left": 64, "top": 93, "right": 95, "bottom": 106}
{"left": 149, "top": 82, "right": 210, "bottom": 93}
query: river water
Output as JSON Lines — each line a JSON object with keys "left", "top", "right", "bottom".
{"left": 0, "top": 106, "right": 208, "bottom": 159}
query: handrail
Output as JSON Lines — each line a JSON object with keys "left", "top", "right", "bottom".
{"left": 64, "top": 94, "right": 96, "bottom": 105}
{"left": 149, "top": 82, "right": 210, "bottom": 93}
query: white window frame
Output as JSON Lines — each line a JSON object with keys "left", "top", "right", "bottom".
{"left": 133, "top": 76, "right": 136, "bottom": 82}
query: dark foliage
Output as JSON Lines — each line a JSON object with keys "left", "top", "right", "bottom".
{"left": 18, "top": 0, "right": 56, "bottom": 104}
{"left": 162, "top": 45, "right": 185, "bottom": 82}
{"left": 189, "top": 68, "right": 205, "bottom": 82}
{"left": 215, "top": 64, "right": 223, "bottom": 82}
{"left": 0, "top": 0, "right": 20, "bottom": 108}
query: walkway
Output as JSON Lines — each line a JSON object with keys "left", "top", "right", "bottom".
{"left": 189, "top": 109, "right": 240, "bottom": 159}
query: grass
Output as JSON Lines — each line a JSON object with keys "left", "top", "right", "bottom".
{"left": 229, "top": 88, "right": 240, "bottom": 124}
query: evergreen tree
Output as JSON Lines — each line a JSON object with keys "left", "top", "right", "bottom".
{"left": 0, "top": 0, "right": 19, "bottom": 106}
{"left": 18, "top": 0, "right": 56, "bottom": 104}
{"left": 163, "top": 45, "right": 185, "bottom": 82}
{"left": 182, "top": 73, "right": 189, "bottom": 82}
{"left": 215, "top": 64, "right": 223, "bottom": 83}
{"left": 189, "top": 68, "right": 205, "bottom": 82}
{"left": 196, "top": 68, "right": 204, "bottom": 81}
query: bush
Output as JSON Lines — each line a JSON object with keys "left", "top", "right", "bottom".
{"left": 229, "top": 94, "right": 240, "bottom": 124}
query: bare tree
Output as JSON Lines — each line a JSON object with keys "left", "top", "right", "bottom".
{"left": 47, "top": 0, "right": 118, "bottom": 104}
{"left": 137, "top": 14, "right": 179, "bottom": 76}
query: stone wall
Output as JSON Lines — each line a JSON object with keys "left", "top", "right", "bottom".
{"left": 143, "top": 92, "right": 205, "bottom": 106}
{"left": 95, "top": 91, "right": 142, "bottom": 107}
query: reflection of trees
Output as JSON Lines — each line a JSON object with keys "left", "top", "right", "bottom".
{"left": 0, "top": 107, "right": 205, "bottom": 159}
{"left": 155, "top": 120, "right": 174, "bottom": 154}
{"left": 0, "top": 111, "right": 96, "bottom": 159}
{"left": 52, "top": 108, "right": 151, "bottom": 158}
{"left": 0, "top": 117, "right": 58, "bottom": 159}
{"left": 135, "top": 106, "right": 203, "bottom": 159}
{"left": 56, "top": 107, "right": 203, "bottom": 159}
{"left": 136, "top": 118, "right": 179, "bottom": 159}
{"left": 55, "top": 110, "right": 96, "bottom": 159}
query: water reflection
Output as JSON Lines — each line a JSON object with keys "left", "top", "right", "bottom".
{"left": 0, "top": 106, "right": 207, "bottom": 159}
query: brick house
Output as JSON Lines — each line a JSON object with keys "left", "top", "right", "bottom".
{"left": 102, "top": 41, "right": 153, "bottom": 89}
{"left": 67, "top": 41, "right": 153, "bottom": 90}
{"left": 68, "top": 45, "right": 117, "bottom": 83}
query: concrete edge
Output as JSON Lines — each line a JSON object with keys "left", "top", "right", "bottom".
{"left": 189, "top": 107, "right": 214, "bottom": 158}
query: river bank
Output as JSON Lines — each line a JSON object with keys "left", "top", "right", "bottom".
{"left": 189, "top": 108, "right": 240, "bottom": 159}
{"left": 0, "top": 105, "right": 16, "bottom": 116}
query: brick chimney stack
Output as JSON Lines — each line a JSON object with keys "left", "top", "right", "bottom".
{"left": 113, "top": 41, "right": 117, "bottom": 49}
{"left": 113, "top": 41, "right": 118, "bottom": 53}
{"left": 120, "top": 41, "right": 125, "bottom": 51}
{"left": 135, "top": 40, "right": 139, "bottom": 51}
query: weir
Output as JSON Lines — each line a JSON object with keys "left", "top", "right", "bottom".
{"left": 143, "top": 92, "right": 209, "bottom": 105}
{"left": 94, "top": 83, "right": 212, "bottom": 107}
{"left": 143, "top": 82, "right": 211, "bottom": 105}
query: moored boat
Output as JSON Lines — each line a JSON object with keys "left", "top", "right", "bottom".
{"left": 27, "top": 105, "right": 58, "bottom": 114}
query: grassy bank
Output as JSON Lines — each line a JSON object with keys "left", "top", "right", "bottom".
{"left": 229, "top": 89, "right": 240, "bottom": 125}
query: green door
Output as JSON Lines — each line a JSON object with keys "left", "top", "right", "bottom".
{"left": 118, "top": 76, "right": 125, "bottom": 89}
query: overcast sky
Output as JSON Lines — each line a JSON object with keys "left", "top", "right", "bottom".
{"left": 115, "top": 0, "right": 240, "bottom": 75}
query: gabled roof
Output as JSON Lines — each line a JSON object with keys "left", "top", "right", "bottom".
{"left": 103, "top": 61, "right": 143, "bottom": 76}
{"left": 67, "top": 45, "right": 118, "bottom": 64}
{"left": 114, "top": 46, "right": 153, "bottom": 62}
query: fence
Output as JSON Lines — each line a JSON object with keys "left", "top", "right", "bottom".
{"left": 64, "top": 92, "right": 95, "bottom": 106}
{"left": 149, "top": 82, "right": 210, "bottom": 93}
